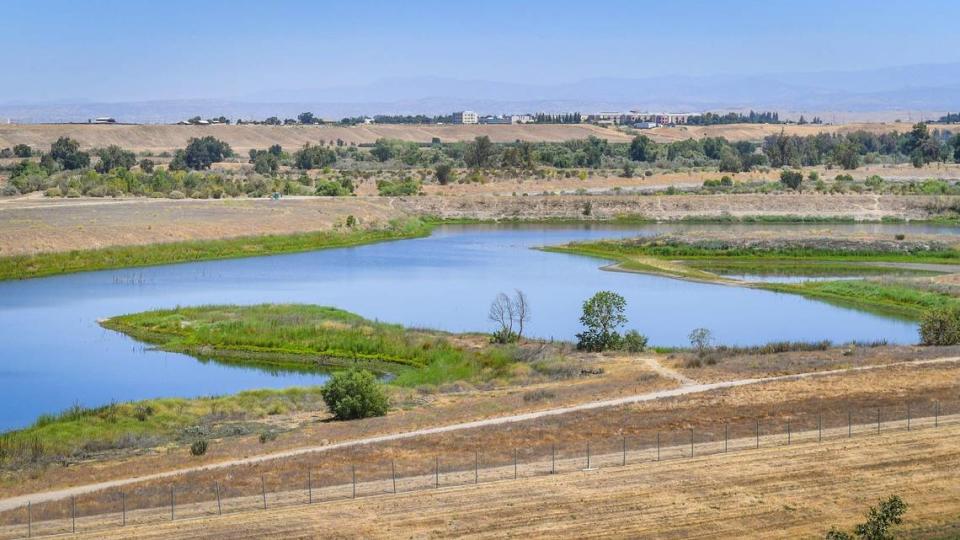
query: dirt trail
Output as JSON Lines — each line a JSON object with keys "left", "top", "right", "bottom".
{"left": 2, "top": 355, "right": 956, "bottom": 511}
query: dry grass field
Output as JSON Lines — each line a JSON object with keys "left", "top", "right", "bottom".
{"left": 54, "top": 423, "right": 960, "bottom": 539}
{"left": 0, "top": 124, "right": 634, "bottom": 155}
{"left": 0, "top": 122, "right": 932, "bottom": 155}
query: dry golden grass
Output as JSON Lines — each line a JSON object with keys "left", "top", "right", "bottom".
{"left": 50, "top": 422, "right": 960, "bottom": 539}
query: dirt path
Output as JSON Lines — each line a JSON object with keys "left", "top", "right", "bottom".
{"left": 2, "top": 355, "right": 956, "bottom": 511}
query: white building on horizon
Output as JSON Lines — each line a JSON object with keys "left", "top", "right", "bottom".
{"left": 453, "top": 111, "right": 479, "bottom": 124}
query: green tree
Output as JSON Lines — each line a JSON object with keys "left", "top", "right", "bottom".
{"left": 576, "top": 291, "right": 627, "bottom": 352}
{"left": 825, "top": 495, "right": 907, "bottom": 540}
{"left": 320, "top": 368, "right": 389, "bottom": 420}
{"left": 629, "top": 135, "right": 656, "bottom": 162}
{"left": 832, "top": 141, "right": 861, "bottom": 170}
{"left": 718, "top": 147, "right": 742, "bottom": 173}
{"left": 779, "top": 169, "right": 804, "bottom": 190}
{"left": 180, "top": 136, "right": 232, "bottom": 170}
{"left": 294, "top": 143, "right": 336, "bottom": 169}
{"left": 95, "top": 145, "right": 136, "bottom": 173}
{"left": 12, "top": 144, "right": 32, "bottom": 158}
{"left": 919, "top": 306, "right": 960, "bottom": 345}
{"left": 138, "top": 159, "right": 155, "bottom": 173}
{"left": 49, "top": 137, "right": 90, "bottom": 170}
{"left": 464, "top": 136, "right": 495, "bottom": 168}
{"left": 297, "top": 112, "right": 316, "bottom": 125}
{"left": 688, "top": 328, "right": 713, "bottom": 357}
{"left": 370, "top": 138, "right": 398, "bottom": 162}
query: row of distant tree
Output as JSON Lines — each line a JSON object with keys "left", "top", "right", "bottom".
{"left": 179, "top": 110, "right": 801, "bottom": 127}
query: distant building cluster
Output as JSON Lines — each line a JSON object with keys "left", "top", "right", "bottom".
{"left": 585, "top": 111, "right": 692, "bottom": 127}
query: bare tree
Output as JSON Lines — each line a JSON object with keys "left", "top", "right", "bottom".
{"left": 488, "top": 290, "right": 531, "bottom": 343}
{"left": 513, "top": 289, "right": 531, "bottom": 339}
{"left": 489, "top": 293, "right": 515, "bottom": 343}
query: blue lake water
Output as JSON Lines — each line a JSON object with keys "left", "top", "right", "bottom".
{"left": 0, "top": 222, "right": 953, "bottom": 431}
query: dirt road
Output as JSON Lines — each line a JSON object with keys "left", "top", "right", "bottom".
{"left": 3, "top": 355, "right": 956, "bottom": 512}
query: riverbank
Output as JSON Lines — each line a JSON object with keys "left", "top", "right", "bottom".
{"left": 549, "top": 232, "right": 960, "bottom": 318}
{"left": 0, "top": 217, "right": 430, "bottom": 280}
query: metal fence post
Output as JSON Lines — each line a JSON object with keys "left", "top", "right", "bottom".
{"left": 622, "top": 436, "right": 627, "bottom": 466}
{"left": 818, "top": 413, "right": 822, "bottom": 443}
{"left": 724, "top": 424, "right": 728, "bottom": 453}
{"left": 260, "top": 474, "right": 267, "bottom": 509}
{"left": 391, "top": 460, "right": 397, "bottom": 494}
{"left": 756, "top": 419, "right": 760, "bottom": 449}
{"left": 171, "top": 484, "right": 175, "bottom": 521}
{"left": 71, "top": 495, "right": 76, "bottom": 533}
{"left": 513, "top": 448, "right": 518, "bottom": 479}
{"left": 215, "top": 482, "right": 222, "bottom": 515}
{"left": 121, "top": 490, "right": 126, "bottom": 526}
{"left": 586, "top": 442, "right": 591, "bottom": 469}
{"left": 907, "top": 404, "right": 911, "bottom": 431}
{"left": 474, "top": 450, "right": 479, "bottom": 484}
{"left": 936, "top": 400, "right": 940, "bottom": 427}
{"left": 848, "top": 410, "right": 852, "bottom": 438}
{"left": 877, "top": 407, "right": 881, "bottom": 434}
{"left": 787, "top": 422, "right": 791, "bottom": 445}
{"left": 307, "top": 469, "right": 313, "bottom": 503}
{"left": 551, "top": 444, "right": 556, "bottom": 474}
{"left": 656, "top": 432, "right": 660, "bottom": 462}
{"left": 352, "top": 465, "right": 357, "bottom": 498}
{"left": 689, "top": 429, "right": 694, "bottom": 458}
{"left": 435, "top": 456, "right": 439, "bottom": 488}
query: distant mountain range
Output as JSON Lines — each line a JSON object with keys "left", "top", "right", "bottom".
{"left": 3, "top": 63, "right": 960, "bottom": 124}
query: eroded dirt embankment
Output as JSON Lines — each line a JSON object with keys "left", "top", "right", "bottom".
{"left": 395, "top": 193, "right": 956, "bottom": 222}
{"left": 0, "top": 194, "right": 956, "bottom": 256}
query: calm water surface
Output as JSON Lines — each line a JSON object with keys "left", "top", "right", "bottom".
{"left": 0, "top": 222, "right": 953, "bottom": 430}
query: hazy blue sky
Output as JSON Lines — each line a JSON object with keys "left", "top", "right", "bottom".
{"left": 4, "top": 0, "right": 960, "bottom": 102}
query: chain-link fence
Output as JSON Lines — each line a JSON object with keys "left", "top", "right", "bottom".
{"left": 0, "top": 397, "right": 956, "bottom": 539}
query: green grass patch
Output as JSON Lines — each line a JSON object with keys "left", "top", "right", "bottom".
{"left": 759, "top": 280, "right": 960, "bottom": 319}
{"left": 0, "top": 217, "right": 432, "bottom": 281}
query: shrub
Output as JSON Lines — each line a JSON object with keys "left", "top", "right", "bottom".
{"left": 780, "top": 169, "right": 803, "bottom": 190}
{"left": 44, "top": 187, "right": 62, "bottom": 198}
{"left": 258, "top": 431, "right": 277, "bottom": 444}
{"left": 621, "top": 330, "right": 648, "bottom": 353}
{"left": 376, "top": 178, "right": 421, "bottom": 196}
{"left": 435, "top": 163, "right": 454, "bottom": 185}
{"left": 919, "top": 307, "right": 960, "bottom": 346}
{"left": 13, "top": 144, "right": 32, "bottom": 158}
{"left": 168, "top": 190, "right": 186, "bottom": 199}
{"left": 321, "top": 368, "right": 390, "bottom": 420}
{"left": 190, "top": 439, "right": 208, "bottom": 456}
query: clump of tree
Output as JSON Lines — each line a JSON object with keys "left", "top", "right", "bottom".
{"left": 294, "top": 143, "right": 336, "bottom": 169}
{"left": 918, "top": 306, "right": 960, "bottom": 346}
{"left": 13, "top": 144, "right": 32, "bottom": 158}
{"left": 170, "top": 136, "right": 233, "bottom": 170}
{"left": 488, "top": 290, "right": 531, "bottom": 344}
{"left": 825, "top": 495, "right": 907, "bottom": 540}
{"left": 95, "top": 145, "right": 136, "bottom": 173}
{"left": 49, "top": 137, "right": 90, "bottom": 170}
{"left": 249, "top": 145, "right": 282, "bottom": 174}
{"left": 320, "top": 368, "right": 389, "bottom": 420}
{"left": 376, "top": 177, "right": 421, "bottom": 196}
{"left": 464, "top": 136, "right": 496, "bottom": 168}
{"left": 315, "top": 177, "right": 355, "bottom": 196}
